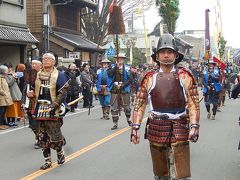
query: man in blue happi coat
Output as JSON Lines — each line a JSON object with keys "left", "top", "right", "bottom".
{"left": 96, "top": 58, "right": 112, "bottom": 120}
{"left": 202, "top": 59, "right": 222, "bottom": 120}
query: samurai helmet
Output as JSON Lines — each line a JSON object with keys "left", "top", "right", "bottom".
{"left": 151, "top": 34, "right": 184, "bottom": 65}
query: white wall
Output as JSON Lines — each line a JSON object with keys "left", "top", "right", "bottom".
{"left": 0, "top": 0, "right": 26, "bottom": 25}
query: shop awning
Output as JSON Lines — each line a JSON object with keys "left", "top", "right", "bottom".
{"left": 50, "top": 31, "right": 104, "bottom": 52}
{"left": 0, "top": 25, "right": 38, "bottom": 44}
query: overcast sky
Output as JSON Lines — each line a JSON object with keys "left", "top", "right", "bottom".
{"left": 135, "top": 0, "right": 240, "bottom": 48}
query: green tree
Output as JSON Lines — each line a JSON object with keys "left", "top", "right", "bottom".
{"left": 155, "top": 0, "right": 180, "bottom": 35}
{"left": 218, "top": 35, "right": 227, "bottom": 61}
{"left": 125, "top": 47, "right": 146, "bottom": 66}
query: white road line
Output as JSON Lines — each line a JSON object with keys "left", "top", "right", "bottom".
{"left": 0, "top": 105, "right": 101, "bottom": 135}
{"left": 0, "top": 126, "right": 26, "bottom": 135}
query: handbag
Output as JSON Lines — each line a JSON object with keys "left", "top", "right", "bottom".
{"left": 91, "top": 86, "right": 98, "bottom": 95}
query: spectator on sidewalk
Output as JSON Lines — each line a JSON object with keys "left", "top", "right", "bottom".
{"left": 0, "top": 65, "right": 13, "bottom": 130}
{"left": 4, "top": 63, "right": 22, "bottom": 127}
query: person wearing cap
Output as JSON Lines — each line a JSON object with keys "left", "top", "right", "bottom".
{"left": 30, "top": 53, "right": 69, "bottom": 170}
{"left": 21, "top": 58, "right": 42, "bottom": 149}
{"left": 96, "top": 58, "right": 111, "bottom": 120}
{"left": 131, "top": 33, "right": 200, "bottom": 180}
{"left": 202, "top": 59, "right": 221, "bottom": 120}
{"left": 107, "top": 53, "right": 133, "bottom": 130}
{"left": 32, "top": 58, "right": 43, "bottom": 72}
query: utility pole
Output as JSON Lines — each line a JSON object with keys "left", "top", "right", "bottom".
{"left": 141, "top": 0, "right": 148, "bottom": 63}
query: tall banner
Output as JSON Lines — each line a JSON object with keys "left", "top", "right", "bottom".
{"left": 205, "top": 9, "right": 211, "bottom": 61}
{"left": 213, "top": 56, "right": 226, "bottom": 70}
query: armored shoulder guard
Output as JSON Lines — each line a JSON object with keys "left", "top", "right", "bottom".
{"left": 138, "top": 70, "right": 155, "bottom": 86}
{"left": 178, "top": 67, "right": 199, "bottom": 110}
{"left": 177, "top": 67, "right": 197, "bottom": 85}
{"left": 134, "top": 71, "right": 154, "bottom": 112}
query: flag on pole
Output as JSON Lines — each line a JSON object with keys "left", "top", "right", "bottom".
{"left": 205, "top": 9, "right": 211, "bottom": 61}
{"left": 213, "top": 56, "right": 226, "bottom": 70}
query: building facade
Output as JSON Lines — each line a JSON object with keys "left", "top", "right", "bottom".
{"left": 0, "top": 0, "right": 38, "bottom": 67}
{"left": 27, "top": 0, "right": 104, "bottom": 67}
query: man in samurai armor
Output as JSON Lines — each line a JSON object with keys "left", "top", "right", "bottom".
{"left": 22, "top": 58, "right": 42, "bottom": 149}
{"left": 202, "top": 60, "right": 221, "bottom": 120}
{"left": 217, "top": 68, "right": 228, "bottom": 108}
{"left": 31, "top": 53, "right": 69, "bottom": 170}
{"left": 96, "top": 58, "right": 111, "bottom": 120}
{"left": 107, "top": 53, "right": 133, "bottom": 130}
{"left": 131, "top": 34, "right": 200, "bottom": 180}
{"left": 225, "top": 62, "right": 233, "bottom": 98}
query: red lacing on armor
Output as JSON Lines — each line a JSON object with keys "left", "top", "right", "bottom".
{"left": 177, "top": 67, "right": 197, "bottom": 85}
{"left": 147, "top": 118, "right": 189, "bottom": 143}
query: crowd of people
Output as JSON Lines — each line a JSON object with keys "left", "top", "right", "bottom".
{"left": 0, "top": 63, "right": 26, "bottom": 130}
{"left": 189, "top": 60, "right": 239, "bottom": 120}
{"left": 0, "top": 33, "right": 240, "bottom": 179}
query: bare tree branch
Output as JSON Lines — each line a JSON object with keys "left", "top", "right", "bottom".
{"left": 81, "top": 0, "right": 154, "bottom": 46}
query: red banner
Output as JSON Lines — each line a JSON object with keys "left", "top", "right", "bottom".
{"left": 109, "top": 0, "right": 116, "bottom": 13}
{"left": 205, "top": 9, "right": 211, "bottom": 51}
{"left": 213, "top": 56, "right": 226, "bottom": 70}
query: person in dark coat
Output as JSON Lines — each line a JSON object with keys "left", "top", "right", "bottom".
{"left": 65, "top": 63, "right": 80, "bottom": 112}
{"left": 81, "top": 63, "right": 93, "bottom": 108}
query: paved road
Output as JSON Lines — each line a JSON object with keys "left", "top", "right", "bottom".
{"left": 0, "top": 97, "right": 239, "bottom": 180}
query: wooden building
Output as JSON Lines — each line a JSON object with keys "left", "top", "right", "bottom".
{"left": 27, "top": 0, "right": 104, "bottom": 66}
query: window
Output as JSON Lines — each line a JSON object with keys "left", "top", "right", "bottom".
{"left": 2, "top": 0, "right": 24, "bottom": 8}
{"left": 56, "top": 6, "right": 77, "bottom": 31}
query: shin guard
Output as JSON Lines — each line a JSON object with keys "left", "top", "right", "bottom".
{"left": 150, "top": 143, "right": 169, "bottom": 177}
{"left": 172, "top": 141, "right": 191, "bottom": 179}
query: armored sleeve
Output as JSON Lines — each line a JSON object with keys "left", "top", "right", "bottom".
{"left": 180, "top": 71, "right": 200, "bottom": 125}
{"left": 132, "top": 71, "right": 154, "bottom": 129}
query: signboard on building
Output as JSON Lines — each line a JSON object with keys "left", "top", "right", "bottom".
{"left": 69, "top": 52, "right": 80, "bottom": 59}
{"left": 106, "top": 46, "right": 116, "bottom": 57}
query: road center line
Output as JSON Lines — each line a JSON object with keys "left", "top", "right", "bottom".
{"left": 20, "top": 117, "right": 147, "bottom": 180}
{"left": 21, "top": 127, "right": 131, "bottom": 180}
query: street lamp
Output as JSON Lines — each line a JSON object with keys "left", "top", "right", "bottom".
{"left": 43, "top": 12, "right": 49, "bottom": 52}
